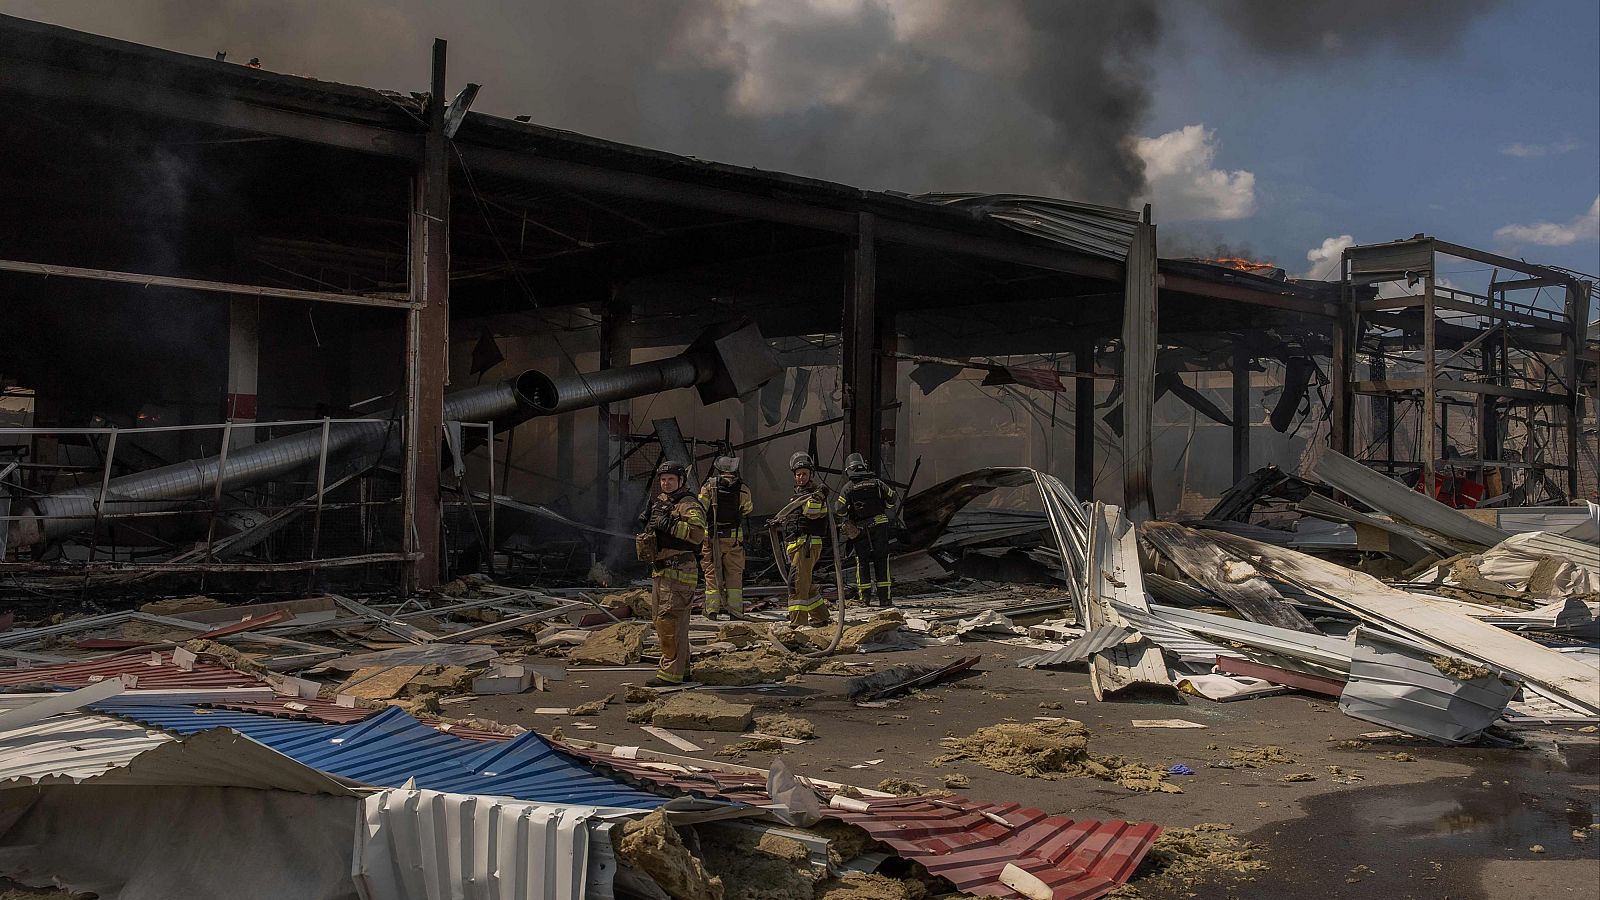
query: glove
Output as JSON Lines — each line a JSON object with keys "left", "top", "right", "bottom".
{"left": 647, "top": 504, "right": 672, "bottom": 531}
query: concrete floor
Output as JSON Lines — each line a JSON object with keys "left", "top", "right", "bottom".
{"left": 455, "top": 639, "right": 1600, "bottom": 899}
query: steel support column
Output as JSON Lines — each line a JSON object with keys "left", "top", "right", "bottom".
{"left": 1330, "top": 256, "right": 1355, "bottom": 456}
{"left": 874, "top": 317, "right": 897, "bottom": 477}
{"left": 402, "top": 39, "right": 451, "bottom": 591}
{"left": 597, "top": 290, "right": 631, "bottom": 527}
{"left": 1119, "top": 215, "right": 1158, "bottom": 523}
{"left": 1232, "top": 346, "right": 1251, "bottom": 483}
{"left": 1566, "top": 281, "right": 1592, "bottom": 498}
{"left": 1421, "top": 274, "right": 1437, "bottom": 493}
{"left": 843, "top": 212, "right": 878, "bottom": 461}
{"left": 1075, "top": 336, "right": 1097, "bottom": 499}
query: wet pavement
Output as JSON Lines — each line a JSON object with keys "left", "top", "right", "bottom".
{"left": 1165, "top": 739, "right": 1600, "bottom": 899}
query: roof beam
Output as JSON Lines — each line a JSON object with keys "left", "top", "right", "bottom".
{"left": 0, "top": 258, "right": 416, "bottom": 309}
{"left": 0, "top": 57, "right": 421, "bottom": 160}
{"left": 455, "top": 144, "right": 1124, "bottom": 281}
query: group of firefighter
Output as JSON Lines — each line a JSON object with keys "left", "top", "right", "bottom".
{"left": 635, "top": 449, "right": 896, "bottom": 686}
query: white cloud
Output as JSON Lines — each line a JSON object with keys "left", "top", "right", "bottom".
{"left": 1135, "top": 125, "right": 1256, "bottom": 222}
{"left": 1302, "top": 234, "right": 1354, "bottom": 279}
{"left": 1500, "top": 139, "right": 1581, "bottom": 158}
{"left": 1494, "top": 196, "right": 1600, "bottom": 247}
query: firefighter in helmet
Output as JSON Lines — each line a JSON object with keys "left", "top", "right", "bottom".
{"left": 836, "top": 452, "right": 897, "bottom": 607}
{"left": 637, "top": 460, "right": 707, "bottom": 685}
{"left": 779, "top": 450, "right": 833, "bottom": 626}
{"left": 699, "top": 455, "right": 752, "bottom": 620}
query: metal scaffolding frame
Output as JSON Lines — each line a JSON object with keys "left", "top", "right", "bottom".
{"left": 1331, "top": 236, "right": 1595, "bottom": 503}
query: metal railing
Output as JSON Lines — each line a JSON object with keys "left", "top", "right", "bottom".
{"left": 0, "top": 417, "right": 409, "bottom": 573}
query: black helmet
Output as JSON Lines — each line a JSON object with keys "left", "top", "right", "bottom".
{"left": 845, "top": 452, "right": 871, "bottom": 478}
{"left": 789, "top": 451, "right": 815, "bottom": 471}
{"left": 655, "top": 460, "right": 688, "bottom": 479}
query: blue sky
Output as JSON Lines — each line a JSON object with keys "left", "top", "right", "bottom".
{"left": 1148, "top": 0, "right": 1599, "bottom": 279}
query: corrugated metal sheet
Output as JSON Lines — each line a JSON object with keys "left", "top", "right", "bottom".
{"left": 1106, "top": 604, "right": 1239, "bottom": 665}
{"left": 1017, "top": 625, "right": 1136, "bottom": 669}
{"left": 1146, "top": 603, "right": 1354, "bottom": 671}
{"left": 99, "top": 703, "right": 667, "bottom": 809}
{"left": 0, "top": 712, "right": 356, "bottom": 794}
{"left": 0, "top": 649, "right": 260, "bottom": 689}
{"left": 1313, "top": 450, "right": 1509, "bottom": 550}
{"left": 824, "top": 796, "right": 1159, "bottom": 900}
{"left": 1515, "top": 531, "right": 1600, "bottom": 574}
{"left": 354, "top": 788, "right": 615, "bottom": 900}
{"left": 1339, "top": 628, "right": 1519, "bottom": 744}
{"left": 557, "top": 746, "right": 1158, "bottom": 900}
{"left": 0, "top": 712, "right": 170, "bottom": 786}
{"left": 913, "top": 194, "right": 1140, "bottom": 261}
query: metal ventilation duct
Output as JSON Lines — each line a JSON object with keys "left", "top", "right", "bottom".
{"left": 6, "top": 321, "right": 782, "bottom": 551}
{"left": 7, "top": 374, "right": 545, "bottom": 550}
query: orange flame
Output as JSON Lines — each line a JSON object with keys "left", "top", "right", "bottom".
{"left": 1207, "top": 256, "right": 1279, "bottom": 273}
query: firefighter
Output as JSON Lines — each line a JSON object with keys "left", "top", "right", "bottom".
{"left": 637, "top": 460, "right": 707, "bottom": 686}
{"left": 780, "top": 451, "right": 832, "bottom": 626}
{"left": 836, "top": 452, "right": 896, "bottom": 607}
{"left": 699, "top": 455, "right": 752, "bottom": 620}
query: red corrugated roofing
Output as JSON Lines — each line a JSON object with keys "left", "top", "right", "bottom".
{"left": 0, "top": 650, "right": 261, "bottom": 689}
{"left": 0, "top": 651, "right": 513, "bottom": 740}
{"left": 559, "top": 746, "right": 1160, "bottom": 900}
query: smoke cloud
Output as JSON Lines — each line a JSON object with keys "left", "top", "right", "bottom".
{"left": 0, "top": 0, "right": 1501, "bottom": 207}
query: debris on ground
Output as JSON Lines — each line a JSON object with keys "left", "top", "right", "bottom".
{"left": 845, "top": 657, "right": 981, "bottom": 703}
{"left": 693, "top": 648, "right": 814, "bottom": 686}
{"left": 402, "top": 664, "right": 476, "bottom": 696}
{"left": 337, "top": 665, "right": 427, "bottom": 701}
{"left": 805, "top": 610, "right": 905, "bottom": 652}
{"left": 569, "top": 693, "right": 614, "bottom": 716}
{"left": 651, "top": 692, "right": 755, "bottom": 732}
{"left": 932, "top": 719, "right": 1182, "bottom": 793}
{"left": 1112, "top": 823, "right": 1266, "bottom": 897}
{"left": 1281, "top": 772, "right": 1317, "bottom": 782}
{"left": 1430, "top": 655, "right": 1495, "bottom": 681}
{"left": 138, "top": 595, "right": 228, "bottom": 615}
{"left": 753, "top": 713, "right": 816, "bottom": 739}
{"left": 812, "top": 659, "right": 876, "bottom": 676}
{"left": 1228, "top": 745, "right": 1298, "bottom": 768}
{"left": 716, "top": 736, "right": 787, "bottom": 758}
{"left": 876, "top": 777, "right": 949, "bottom": 797}
{"left": 569, "top": 623, "right": 649, "bottom": 666}
{"left": 182, "top": 639, "right": 268, "bottom": 675}
{"left": 713, "top": 621, "right": 766, "bottom": 648}
{"left": 627, "top": 702, "right": 659, "bottom": 723}
{"left": 941, "top": 772, "right": 970, "bottom": 789}
{"left": 617, "top": 809, "right": 724, "bottom": 900}
{"left": 812, "top": 873, "right": 927, "bottom": 900}
{"left": 624, "top": 684, "right": 657, "bottom": 703}
{"left": 699, "top": 829, "right": 818, "bottom": 900}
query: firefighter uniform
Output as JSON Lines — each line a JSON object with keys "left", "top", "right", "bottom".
{"left": 781, "top": 474, "right": 833, "bottom": 626}
{"left": 837, "top": 454, "right": 897, "bottom": 607}
{"left": 699, "top": 465, "right": 753, "bottom": 617}
{"left": 638, "top": 471, "right": 707, "bottom": 685}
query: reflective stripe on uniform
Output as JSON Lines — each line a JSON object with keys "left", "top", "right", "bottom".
{"left": 785, "top": 537, "right": 823, "bottom": 553}
{"left": 787, "top": 595, "right": 828, "bottom": 613}
{"left": 652, "top": 669, "right": 685, "bottom": 684}
{"left": 654, "top": 567, "right": 697, "bottom": 585}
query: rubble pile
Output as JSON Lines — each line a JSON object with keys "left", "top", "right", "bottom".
{"left": 933, "top": 720, "right": 1182, "bottom": 793}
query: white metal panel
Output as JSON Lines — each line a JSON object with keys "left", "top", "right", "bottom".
{"left": 0, "top": 712, "right": 171, "bottom": 786}
{"left": 354, "top": 788, "right": 620, "bottom": 900}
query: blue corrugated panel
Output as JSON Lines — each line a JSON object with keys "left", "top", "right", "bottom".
{"left": 96, "top": 704, "right": 667, "bottom": 809}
